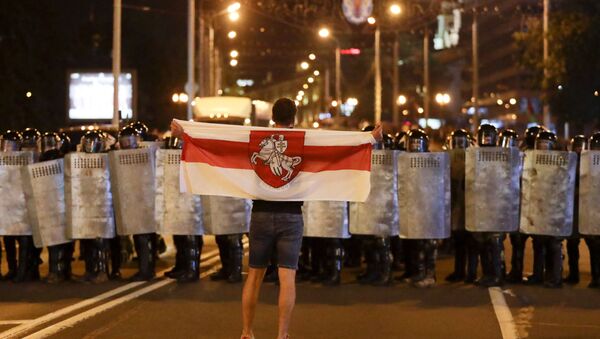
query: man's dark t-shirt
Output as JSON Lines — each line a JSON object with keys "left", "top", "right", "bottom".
{"left": 252, "top": 200, "right": 303, "bottom": 214}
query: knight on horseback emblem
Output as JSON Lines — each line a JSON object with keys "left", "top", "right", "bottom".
{"left": 251, "top": 134, "right": 302, "bottom": 183}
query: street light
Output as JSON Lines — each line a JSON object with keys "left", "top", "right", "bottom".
{"left": 228, "top": 11, "right": 240, "bottom": 21}
{"left": 347, "top": 97, "right": 358, "bottom": 106}
{"left": 389, "top": 4, "right": 402, "bottom": 15}
{"left": 300, "top": 61, "right": 310, "bottom": 70}
{"left": 396, "top": 95, "right": 407, "bottom": 105}
{"left": 318, "top": 27, "right": 330, "bottom": 38}
{"left": 227, "top": 31, "right": 237, "bottom": 39}
{"left": 331, "top": 100, "right": 338, "bottom": 107}
{"left": 230, "top": 50, "right": 239, "bottom": 58}
{"left": 313, "top": 70, "right": 320, "bottom": 76}
{"left": 435, "top": 93, "right": 451, "bottom": 105}
{"left": 367, "top": 16, "right": 376, "bottom": 25}
{"left": 308, "top": 53, "right": 316, "bottom": 60}
{"left": 227, "top": 2, "right": 241, "bottom": 12}
{"left": 307, "top": 77, "right": 314, "bottom": 83}
{"left": 179, "top": 93, "right": 189, "bottom": 103}
{"left": 230, "top": 59, "right": 238, "bottom": 67}
{"left": 303, "top": 83, "right": 309, "bottom": 89}
{"left": 172, "top": 93, "right": 180, "bottom": 103}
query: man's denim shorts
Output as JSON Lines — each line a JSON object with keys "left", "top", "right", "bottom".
{"left": 248, "top": 212, "right": 304, "bottom": 270}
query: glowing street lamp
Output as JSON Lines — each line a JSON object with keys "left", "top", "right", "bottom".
{"left": 308, "top": 53, "right": 316, "bottom": 60}
{"left": 313, "top": 70, "right": 320, "bottom": 76}
{"left": 228, "top": 11, "right": 240, "bottom": 21}
{"left": 230, "top": 59, "right": 238, "bottom": 67}
{"left": 318, "top": 27, "right": 330, "bottom": 38}
{"left": 179, "top": 93, "right": 189, "bottom": 103}
{"left": 172, "top": 93, "right": 180, "bottom": 103}
{"left": 367, "top": 16, "right": 376, "bottom": 25}
{"left": 227, "top": 2, "right": 241, "bottom": 13}
{"left": 435, "top": 92, "right": 451, "bottom": 105}
{"left": 303, "top": 84, "right": 309, "bottom": 89}
{"left": 396, "top": 95, "right": 407, "bottom": 105}
{"left": 230, "top": 50, "right": 239, "bottom": 58}
{"left": 300, "top": 61, "right": 310, "bottom": 70}
{"left": 389, "top": 4, "right": 402, "bottom": 15}
{"left": 227, "top": 31, "right": 237, "bottom": 39}
{"left": 307, "top": 77, "right": 314, "bottom": 84}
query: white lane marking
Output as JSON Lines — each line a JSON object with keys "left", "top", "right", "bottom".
{"left": 22, "top": 256, "right": 224, "bottom": 339}
{"left": 0, "top": 245, "right": 223, "bottom": 339}
{"left": 19, "top": 241, "right": 248, "bottom": 339}
{"left": 489, "top": 287, "right": 520, "bottom": 339}
{"left": 0, "top": 321, "right": 32, "bottom": 325}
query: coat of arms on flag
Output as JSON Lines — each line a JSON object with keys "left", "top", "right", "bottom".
{"left": 249, "top": 131, "right": 305, "bottom": 188}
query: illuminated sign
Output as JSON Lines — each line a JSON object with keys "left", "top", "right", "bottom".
{"left": 340, "top": 48, "right": 361, "bottom": 55}
{"left": 433, "top": 2, "right": 461, "bottom": 50}
{"left": 68, "top": 72, "right": 133, "bottom": 120}
{"left": 342, "top": 0, "right": 373, "bottom": 25}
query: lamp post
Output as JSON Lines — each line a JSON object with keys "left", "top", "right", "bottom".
{"left": 389, "top": 3, "right": 402, "bottom": 126}
{"left": 318, "top": 28, "right": 342, "bottom": 111}
{"left": 472, "top": 3, "right": 480, "bottom": 133}
{"left": 374, "top": 26, "right": 382, "bottom": 123}
{"left": 423, "top": 27, "right": 431, "bottom": 127}
{"left": 112, "top": 0, "right": 121, "bottom": 128}
{"left": 207, "top": 2, "right": 240, "bottom": 96}
{"left": 186, "top": 0, "right": 195, "bottom": 121}
{"left": 543, "top": 0, "right": 551, "bottom": 127}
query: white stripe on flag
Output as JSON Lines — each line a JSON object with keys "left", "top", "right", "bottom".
{"left": 181, "top": 162, "right": 371, "bottom": 202}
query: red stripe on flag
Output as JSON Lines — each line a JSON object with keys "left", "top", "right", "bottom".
{"left": 182, "top": 134, "right": 371, "bottom": 172}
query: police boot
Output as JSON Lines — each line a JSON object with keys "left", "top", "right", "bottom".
{"left": 109, "top": 236, "right": 122, "bottom": 280}
{"left": 210, "top": 235, "right": 231, "bottom": 281}
{"left": 64, "top": 242, "right": 74, "bottom": 280}
{"left": 587, "top": 238, "right": 600, "bottom": 288}
{"left": 46, "top": 245, "right": 67, "bottom": 284}
{"left": 479, "top": 236, "right": 504, "bottom": 287}
{"left": 419, "top": 240, "right": 438, "bottom": 288}
{"left": 372, "top": 237, "right": 393, "bottom": 286}
{"left": 506, "top": 234, "right": 525, "bottom": 283}
{"left": 446, "top": 231, "right": 467, "bottom": 282}
{"left": 526, "top": 236, "right": 545, "bottom": 285}
{"left": 390, "top": 236, "right": 404, "bottom": 272}
{"left": 130, "top": 234, "right": 156, "bottom": 281}
{"left": 178, "top": 235, "right": 200, "bottom": 283}
{"left": 397, "top": 239, "right": 413, "bottom": 281}
{"left": 13, "top": 236, "right": 36, "bottom": 283}
{"left": 565, "top": 238, "right": 580, "bottom": 284}
{"left": 165, "top": 235, "right": 186, "bottom": 279}
{"left": 465, "top": 235, "right": 479, "bottom": 284}
{"left": 410, "top": 240, "right": 428, "bottom": 288}
{"left": 544, "top": 238, "right": 563, "bottom": 289}
{"left": 227, "top": 235, "right": 243, "bottom": 283}
{"left": 3, "top": 236, "right": 18, "bottom": 280}
{"left": 323, "top": 239, "right": 343, "bottom": 286}
{"left": 89, "top": 239, "right": 109, "bottom": 284}
{"left": 357, "top": 238, "right": 378, "bottom": 284}
{"left": 344, "top": 236, "right": 362, "bottom": 268}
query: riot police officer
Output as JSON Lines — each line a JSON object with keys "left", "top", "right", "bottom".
{"left": 470, "top": 124, "right": 505, "bottom": 287}
{"left": 1, "top": 131, "right": 24, "bottom": 281}
{"left": 446, "top": 129, "right": 474, "bottom": 282}
{"left": 586, "top": 132, "right": 600, "bottom": 288}
{"left": 507, "top": 125, "right": 546, "bottom": 284}
{"left": 534, "top": 130, "right": 564, "bottom": 288}
{"left": 406, "top": 129, "right": 438, "bottom": 288}
{"left": 40, "top": 132, "right": 73, "bottom": 283}
{"left": 565, "top": 135, "right": 587, "bottom": 284}
{"left": 116, "top": 126, "right": 158, "bottom": 281}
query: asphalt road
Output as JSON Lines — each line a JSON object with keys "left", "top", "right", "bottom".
{"left": 1, "top": 237, "right": 600, "bottom": 339}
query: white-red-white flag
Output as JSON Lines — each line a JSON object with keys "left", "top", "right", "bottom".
{"left": 176, "top": 120, "right": 375, "bottom": 202}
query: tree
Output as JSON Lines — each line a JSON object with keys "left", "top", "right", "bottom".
{"left": 514, "top": 0, "right": 600, "bottom": 134}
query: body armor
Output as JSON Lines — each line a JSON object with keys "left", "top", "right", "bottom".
{"left": 64, "top": 153, "right": 115, "bottom": 239}
{"left": 465, "top": 147, "right": 521, "bottom": 232}
{"left": 303, "top": 201, "right": 350, "bottom": 238}
{"left": 0, "top": 152, "right": 34, "bottom": 235}
{"left": 109, "top": 148, "right": 157, "bottom": 235}
{"left": 398, "top": 152, "right": 450, "bottom": 239}
{"left": 155, "top": 149, "right": 204, "bottom": 235}
{"left": 22, "top": 159, "right": 69, "bottom": 247}
{"left": 202, "top": 196, "right": 251, "bottom": 235}
{"left": 349, "top": 150, "right": 399, "bottom": 236}
{"left": 520, "top": 150, "right": 577, "bottom": 236}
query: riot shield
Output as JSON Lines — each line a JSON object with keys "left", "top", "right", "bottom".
{"left": 349, "top": 150, "right": 399, "bottom": 236}
{"left": 465, "top": 147, "right": 521, "bottom": 232}
{"left": 22, "top": 159, "right": 69, "bottom": 247}
{"left": 398, "top": 152, "right": 450, "bottom": 239}
{"left": 302, "top": 201, "right": 350, "bottom": 238}
{"left": 0, "top": 152, "right": 34, "bottom": 236}
{"left": 64, "top": 153, "right": 115, "bottom": 239}
{"left": 202, "top": 196, "right": 251, "bottom": 235}
{"left": 520, "top": 150, "right": 577, "bottom": 236}
{"left": 449, "top": 149, "right": 466, "bottom": 231}
{"left": 579, "top": 151, "right": 600, "bottom": 235}
{"left": 155, "top": 149, "right": 204, "bottom": 235}
{"left": 109, "top": 148, "right": 157, "bottom": 235}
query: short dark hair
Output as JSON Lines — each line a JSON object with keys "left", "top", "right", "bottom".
{"left": 272, "top": 98, "right": 297, "bottom": 126}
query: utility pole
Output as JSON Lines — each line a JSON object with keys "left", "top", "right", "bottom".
{"left": 472, "top": 5, "right": 480, "bottom": 133}
{"left": 198, "top": 2, "right": 205, "bottom": 98}
{"left": 335, "top": 46, "right": 341, "bottom": 108}
{"left": 186, "top": 0, "right": 195, "bottom": 121}
{"left": 374, "top": 26, "right": 382, "bottom": 124}
{"left": 423, "top": 27, "right": 430, "bottom": 127}
{"left": 112, "top": 0, "right": 121, "bottom": 128}
{"left": 542, "top": 0, "right": 551, "bottom": 127}
{"left": 392, "top": 32, "right": 400, "bottom": 126}
{"left": 209, "top": 21, "right": 215, "bottom": 96}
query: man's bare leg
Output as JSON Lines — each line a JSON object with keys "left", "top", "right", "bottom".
{"left": 241, "top": 267, "right": 266, "bottom": 338}
{"left": 277, "top": 267, "right": 297, "bottom": 339}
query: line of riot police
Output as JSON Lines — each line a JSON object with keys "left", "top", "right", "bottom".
{"left": 2, "top": 123, "right": 599, "bottom": 290}
{"left": 0, "top": 122, "right": 250, "bottom": 284}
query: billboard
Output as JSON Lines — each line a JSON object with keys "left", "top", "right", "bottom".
{"left": 68, "top": 72, "right": 135, "bottom": 121}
